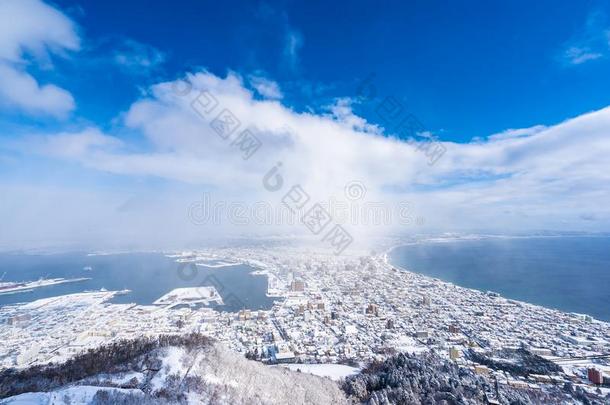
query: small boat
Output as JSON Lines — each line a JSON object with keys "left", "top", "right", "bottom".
{"left": 83, "top": 266, "right": 93, "bottom": 271}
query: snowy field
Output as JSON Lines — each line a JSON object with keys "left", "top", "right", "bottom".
{"left": 279, "top": 364, "right": 360, "bottom": 381}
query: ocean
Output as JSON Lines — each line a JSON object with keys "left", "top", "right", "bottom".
{"left": 389, "top": 236, "right": 610, "bottom": 321}
{"left": 0, "top": 252, "right": 275, "bottom": 312}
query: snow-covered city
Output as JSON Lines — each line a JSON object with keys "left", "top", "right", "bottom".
{"left": 1, "top": 247, "right": 609, "bottom": 403}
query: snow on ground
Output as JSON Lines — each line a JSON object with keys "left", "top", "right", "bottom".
{"left": 195, "top": 260, "right": 241, "bottom": 268}
{"left": 201, "top": 373, "right": 238, "bottom": 387}
{"left": 92, "top": 370, "right": 144, "bottom": 386}
{"left": 1, "top": 343, "right": 348, "bottom": 404}
{"left": 279, "top": 364, "right": 360, "bottom": 381}
{"left": 148, "top": 346, "right": 188, "bottom": 391}
{"left": 392, "top": 335, "right": 428, "bottom": 354}
{"left": 1, "top": 386, "right": 143, "bottom": 405}
{"left": 153, "top": 287, "right": 223, "bottom": 307}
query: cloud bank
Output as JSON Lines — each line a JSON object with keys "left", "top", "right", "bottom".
{"left": 4, "top": 69, "right": 610, "bottom": 250}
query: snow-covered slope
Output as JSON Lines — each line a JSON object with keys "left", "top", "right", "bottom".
{"left": 1, "top": 338, "right": 347, "bottom": 405}
{"left": 1, "top": 386, "right": 144, "bottom": 405}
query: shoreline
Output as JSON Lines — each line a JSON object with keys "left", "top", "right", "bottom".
{"left": 0, "top": 277, "right": 91, "bottom": 296}
{"left": 384, "top": 238, "right": 610, "bottom": 325}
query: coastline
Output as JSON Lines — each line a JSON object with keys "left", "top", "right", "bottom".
{"left": 384, "top": 237, "right": 610, "bottom": 324}
{"left": 3, "top": 245, "right": 610, "bottom": 403}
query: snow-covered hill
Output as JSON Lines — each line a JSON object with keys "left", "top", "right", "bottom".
{"left": 0, "top": 335, "right": 347, "bottom": 405}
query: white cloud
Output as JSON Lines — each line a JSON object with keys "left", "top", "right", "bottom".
{"left": 326, "top": 97, "right": 380, "bottom": 133}
{"left": 561, "top": 10, "right": 609, "bottom": 66}
{"left": 487, "top": 125, "right": 547, "bottom": 141}
{"left": 5, "top": 70, "right": 610, "bottom": 251}
{"left": 113, "top": 39, "right": 165, "bottom": 72}
{"left": 0, "top": 63, "right": 75, "bottom": 117}
{"left": 283, "top": 29, "right": 303, "bottom": 71}
{"left": 0, "top": 0, "right": 80, "bottom": 117}
{"left": 0, "top": 4, "right": 608, "bottom": 249}
{"left": 248, "top": 74, "right": 283, "bottom": 99}
{"left": 564, "top": 46, "right": 603, "bottom": 65}
{"left": 23, "top": 127, "right": 122, "bottom": 158}
{"left": 0, "top": 0, "right": 79, "bottom": 63}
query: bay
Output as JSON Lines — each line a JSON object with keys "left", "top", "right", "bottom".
{"left": 0, "top": 252, "right": 275, "bottom": 312}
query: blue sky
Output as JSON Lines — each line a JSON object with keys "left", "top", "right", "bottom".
{"left": 8, "top": 0, "right": 610, "bottom": 140}
{"left": 1, "top": 0, "right": 610, "bottom": 249}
